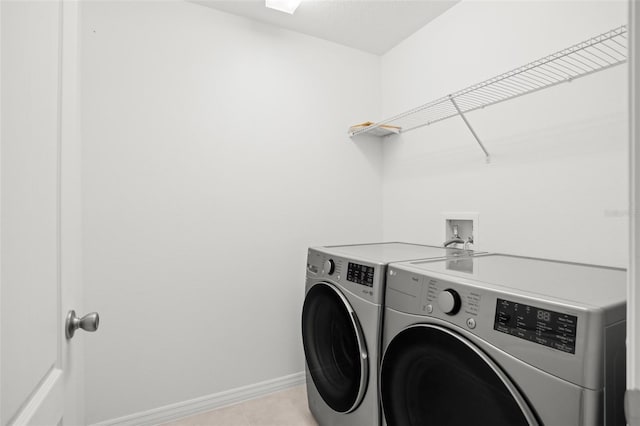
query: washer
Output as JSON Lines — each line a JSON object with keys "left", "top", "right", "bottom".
{"left": 381, "top": 254, "right": 627, "bottom": 426}
{"left": 302, "top": 243, "right": 477, "bottom": 426}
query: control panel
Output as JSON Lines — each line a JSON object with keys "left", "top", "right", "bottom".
{"left": 494, "top": 298, "right": 578, "bottom": 354}
{"left": 346, "top": 262, "right": 374, "bottom": 287}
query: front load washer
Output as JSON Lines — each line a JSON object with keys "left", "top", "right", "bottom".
{"left": 302, "top": 243, "right": 478, "bottom": 426}
{"left": 381, "top": 254, "right": 626, "bottom": 426}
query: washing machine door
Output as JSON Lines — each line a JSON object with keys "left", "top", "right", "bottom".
{"left": 381, "top": 324, "right": 539, "bottom": 426}
{"left": 302, "top": 282, "right": 368, "bottom": 413}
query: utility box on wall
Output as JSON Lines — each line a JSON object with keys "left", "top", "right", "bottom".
{"left": 442, "top": 212, "right": 479, "bottom": 250}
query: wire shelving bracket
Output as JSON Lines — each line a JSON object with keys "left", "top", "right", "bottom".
{"left": 349, "top": 25, "right": 628, "bottom": 162}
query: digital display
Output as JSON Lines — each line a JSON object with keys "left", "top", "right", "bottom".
{"left": 346, "top": 262, "right": 374, "bottom": 287}
{"left": 494, "top": 298, "right": 578, "bottom": 354}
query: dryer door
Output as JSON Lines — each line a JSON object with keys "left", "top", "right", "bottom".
{"left": 381, "top": 324, "right": 538, "bottom": 426}
{"left": 302, "top": 282, "right": 368, "bottom": 413}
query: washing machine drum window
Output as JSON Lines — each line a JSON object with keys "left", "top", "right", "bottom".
{"left": 302, "top": 283, "right": 368, "bottom": 413}
{"left": 381, "top": 325, "right": 538, "bottom": 426}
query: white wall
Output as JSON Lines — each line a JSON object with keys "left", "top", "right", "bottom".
{"left": 381, "top": 0, "right": 629, "bottom": 268}
{"left": 82, "top": 0, "right": 630, "bottom": 422}
{"left": 81, "top": 1, "right": 381, "bottom": 423}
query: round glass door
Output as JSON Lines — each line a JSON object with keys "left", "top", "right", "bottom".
{"left": 381, "top": 325, "right": 538, "bottom": 426}
{"left": 301, "top": 283, "right": 368, "bottom": 413}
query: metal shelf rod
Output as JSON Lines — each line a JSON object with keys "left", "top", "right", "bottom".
{"left": 449, "top": 96, "right": 490, "bottom": 162}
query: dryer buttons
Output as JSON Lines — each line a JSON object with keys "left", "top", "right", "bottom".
{"left": 426, "top": 304, "right": 433, "bottom": 314}
{"left": 466, "top": 318, "right": 476, "bottom": 329}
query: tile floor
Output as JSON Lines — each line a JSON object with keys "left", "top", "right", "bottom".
{"left": 162, "top": 385, "right": 318, "bottom": 426}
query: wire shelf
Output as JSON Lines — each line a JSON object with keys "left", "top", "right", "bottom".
{"left": 349, "top": 25, "right": 628, "bottom": 153}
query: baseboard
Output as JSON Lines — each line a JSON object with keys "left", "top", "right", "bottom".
{"left": 92, "top": 371, "right": 306, "bottom": 426}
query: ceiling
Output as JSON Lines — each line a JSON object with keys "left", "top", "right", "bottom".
{"left": 191, "top": 1, "right": 459, "bottom": 55}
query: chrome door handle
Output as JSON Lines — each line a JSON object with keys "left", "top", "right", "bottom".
{"left": 66, "top": 310, "right": 100, "bottom": 339}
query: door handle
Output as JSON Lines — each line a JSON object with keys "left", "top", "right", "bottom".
{"left": 65, "top": 310, "right": 100, "bottom": 339}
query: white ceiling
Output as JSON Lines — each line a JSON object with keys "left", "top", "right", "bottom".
{"left": 191, "top": 0, "right": 459, "bottom": 55}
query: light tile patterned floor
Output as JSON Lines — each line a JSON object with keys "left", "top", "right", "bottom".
{"left": 162, "top": 385, "right": 318, "bottom": 426}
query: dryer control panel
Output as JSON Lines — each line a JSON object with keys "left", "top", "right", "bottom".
{"left": 386, "top": 265, "right": 586, "bottom": 362}
{"left": 494, "top": 298, "right": 578, "bottom": 354}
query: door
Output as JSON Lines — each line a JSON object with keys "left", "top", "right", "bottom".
{"left": 1, "top": 0, "right": 85, "bottom": 424}
{"left": 380, "top": 325, "right": 538, "bottom": 426}
{"left": 629, "top": 1, "right": 640, "bottom": 425}
{"left": 301, "top": 282, "right": 368, "bottom": 413}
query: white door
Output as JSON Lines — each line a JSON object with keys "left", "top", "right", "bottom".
{"left": 630, "top": 2, "right": 640, "bottom": 425}
{"left": 1, "top": 1, "right": 86, "bottom": 425}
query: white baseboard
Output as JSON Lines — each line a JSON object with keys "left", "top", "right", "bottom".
{"left": 92, "top": 371, "right": 306, "bottom": 426}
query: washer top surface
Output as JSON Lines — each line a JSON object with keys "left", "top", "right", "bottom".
{"left": 403, "top": 253, "right": 626, "bottom": 308}
{"left": 319, "top": 242, "right": 475, "bottom": 264}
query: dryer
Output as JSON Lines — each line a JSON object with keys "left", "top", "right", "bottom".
{"left": 381, "top": 254, "right": 626, "bottom": 426}
{"left": 302, "top": 243, "right": 476, "bottom": 426}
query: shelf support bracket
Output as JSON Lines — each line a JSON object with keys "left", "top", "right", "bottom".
{"left": 449, "top": 96, "right": 490, "bottom": 163}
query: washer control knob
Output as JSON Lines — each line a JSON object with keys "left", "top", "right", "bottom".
{"left": 438, "top": 289, "right": 461, "bottom": 315}
{"left": 324, "top": 259, "right": 335, "bottom": 275}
